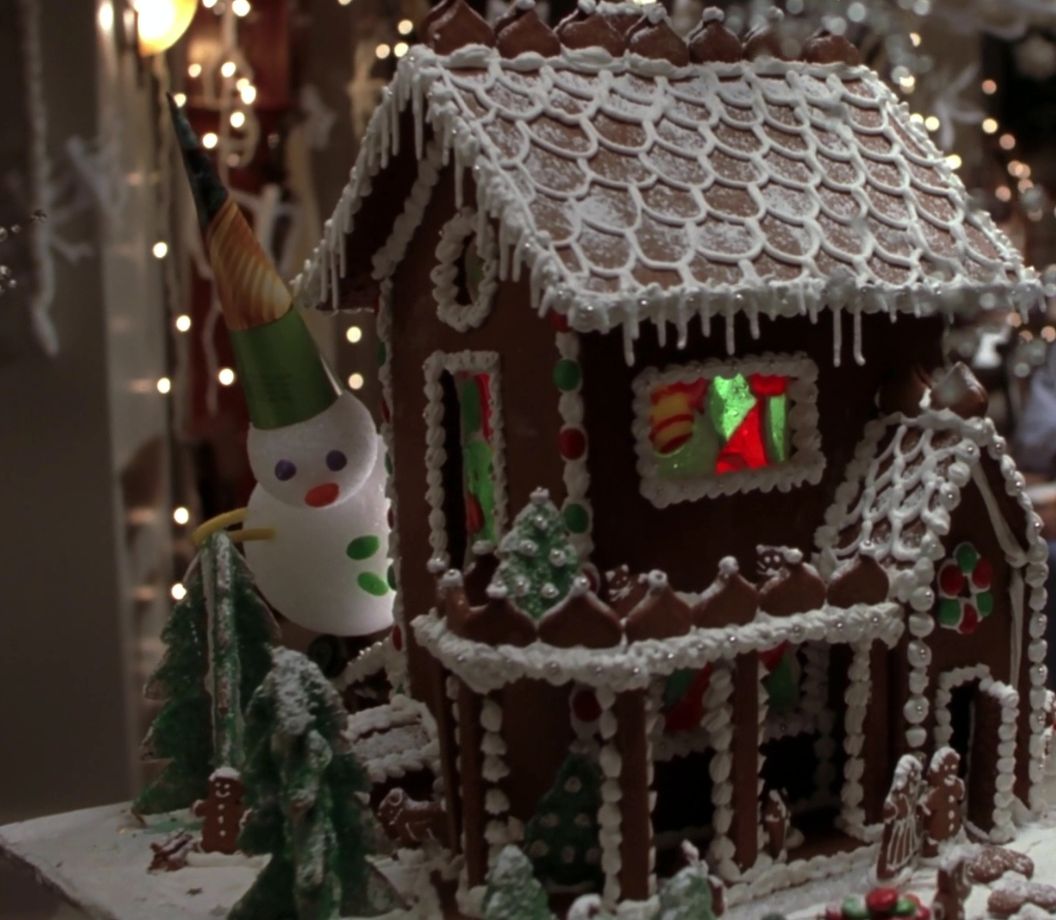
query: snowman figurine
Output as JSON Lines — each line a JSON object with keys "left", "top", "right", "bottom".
{"left": 171, "top": 97, "right": 393, "bottom": 639}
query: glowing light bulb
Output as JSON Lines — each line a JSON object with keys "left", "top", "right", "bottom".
{"left": 221, "top": 60, "right": 237, "bottom": 78}
{"left": 945, "top": 154, "right": 962, "bottom": 170}
{"left": 134, "top": 0, "right": 196, "bottom": 55}
{"left": 982, "top": 118, "right": 998, "bottom": 135}
{"left": 98, "top": 2, "right": 114, "bottom": 33}
{"left": 995, "top": 185, "right": 1012, "bottom": 202}
{"left": 218, "top": 367, "right": 236, "bottom": 386}
{"left": 175, "top": 314, "right": 192, "bottom": 332}
{"left": 156, "top": 376, "right": 172, "bottom": 394}
{"left": 173, "top": 92, "right": 187, "bottom": 107}
{"left": 152, "top": 240, "right": 169, "bottom": 259}
{"left": 173, "top": 506, "right": 190, "bottom": 525}
{"left": 230, "top": 111, "right": 246, "bottom": 129}
{"left": 397, "top": 18, "right": 413, "bottom": 34}
{"left": 999, "top": 133, "right": 1016, "bottom": 151}
{"left": 376, "top": 43, "right": 391, "bottom": 60}
{"left": 345, "top": 325, "right": 363, "bottom": 343}
{"left": 202, "top": 132, "right": 219, "bottom": 149}
{"left": 348, "top": 373, "right": 365, "bottom": 390}
{"left": 981, "top": 79, "right": 998, "bottom": 95}
{"left": 203, "top": 0, "right": 216, "bottom": 7}
{"left": 232, "top": 0, "right": 251, "bottom": 16}
{"left": 909, "top": 32, "right": 921, "bottom": 47}
{"left": 240, "top": 84, "right": 257, "bottom": 105}
{"left": 171, "top": 583, "right": 188, "bottom": 601}
{"left": 188, "top": 62, "right": 202, "bottom": 78}
{"left": 923, "top": 115, "right": 940, "bottom": 132}
{"left": 394, "top": 42, "right": 409, "bottom": 58}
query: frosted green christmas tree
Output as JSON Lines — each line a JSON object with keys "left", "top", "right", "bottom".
{"left": 523, "top": 752, "right": 602, "bottom": 888}
{"left": 230, "top": 648, "right": 372, "bottom": 920}
{"left": 135, "top": 532, "right": 277, "bottom": 814}
{"left": 482, "top": 846, "right": 553, "bottom": 920}
{"left": 655, "top": 845, "right": 716, "bottom": 920}
{"left": 493, "top": 489, "right": 580, "bottom": 619}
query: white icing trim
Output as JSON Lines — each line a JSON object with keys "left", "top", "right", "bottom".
{"left": 705, "top": 663, "right": 737, "bottom": 878}
{"left": 479, "top": 695, "right": 511, "bottom": 863}
{"left": 422, "top": 350, "right": 509, "bottom": 566}
{"left": 431, "top": 207, "right": 498, "bottom": 332}
{"left": 347, "top": 695, "right": 440, "bottom": 785}
{"left": 291, "top": 48, "right": 1042, "bottom": 360}
{"left": 979, "top": 677, "right": 1020, "bottom": 843}
{"left": 597, "top": 687, "right": 622, "bottom": 908}
{"left": 933, "top": 664, "right": 992, "bottom": 750}
{"left": 838, "top": 641, "right": 873, "bottom": 836}
{"left": 556, "top": 329, "right": 593, "bottom": 556}
{"left": 631, "top": 353, "right": 824, "bottom": 507}
{"left": 413, "top": 602, "right": 903, "bottom": 694}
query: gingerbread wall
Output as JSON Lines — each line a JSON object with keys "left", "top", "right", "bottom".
{"left": 383, "top": 166, "right": 567, "bottom": 699}
{"left": 580, "top": 312, "right": 946, "bottom": 588}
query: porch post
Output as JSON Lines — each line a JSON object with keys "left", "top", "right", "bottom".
{"left": 456, "top": 680, "right": 488, "bottom": 887}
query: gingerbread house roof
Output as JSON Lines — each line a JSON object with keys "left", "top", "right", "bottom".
{"left": 293, "top": 4, "right": 1040, "bottom": 355}
{"left": 814, "top": 406, "right": 1043, "bottom": 604}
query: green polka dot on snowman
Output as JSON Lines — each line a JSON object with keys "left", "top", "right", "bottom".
{"left": 346, "top": 535, "right": 390, "bottom": 598}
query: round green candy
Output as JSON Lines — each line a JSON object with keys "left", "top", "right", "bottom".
{"left": 553, "top": 358, "right": 582, "bottom": 391}
{"left": 955, "top": 542, "right": 979, "bottom": 573}
{"left": 841, "top": 896, "right": 870, "bottom": 920}
{"left": 891, "top": 898, "right": 918, "bottom": 917}
{"left": 562, "top": 502, "right": 589, "bottom": 534}
{"left": 937, "top": 598, "right": 962, "bottom": 627}
{"left": 976, "top": 590, "right": 994, "bottom": 617}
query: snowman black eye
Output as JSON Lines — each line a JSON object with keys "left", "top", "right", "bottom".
{"left": 275, "top": 459, "right": 297, "bottom": 481}
{"left": 326, "top": 450, "right": 347, "bottom": 472}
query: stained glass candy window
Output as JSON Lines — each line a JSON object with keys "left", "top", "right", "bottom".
{"left": 454, "top": 370, "right": 497, "bottom": 547}
{"left": 648, "top": 370, "right": 792, "bottom": 479}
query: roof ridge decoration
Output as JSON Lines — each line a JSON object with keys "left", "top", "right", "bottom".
{"left": 293, "top": 1, "right": 1042, "bottom": 364}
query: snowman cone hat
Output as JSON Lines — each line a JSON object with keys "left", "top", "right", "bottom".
{"left": 168, "top": 95, "right": 339, "bottom": 430}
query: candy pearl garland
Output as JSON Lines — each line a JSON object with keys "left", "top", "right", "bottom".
{"left": 839, "top": 642, "right": 873, "bottom": 837}
{"left": 479, "top": 696, "right": 512, "bottom": 861}
{"left": 596, "top": 686, "right": 623, "bottom": 908}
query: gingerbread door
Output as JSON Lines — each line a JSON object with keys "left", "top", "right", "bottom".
{"left": 966, "top": 680, "right": 1019, "bottom": 835}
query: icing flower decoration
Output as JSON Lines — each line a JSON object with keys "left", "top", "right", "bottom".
{"left": 935, "top": 542, "right": 994, "bottom": 635}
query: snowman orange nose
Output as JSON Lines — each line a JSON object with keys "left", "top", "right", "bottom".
{"left": 305, "top": 483, "right": 339, "bottom": 507}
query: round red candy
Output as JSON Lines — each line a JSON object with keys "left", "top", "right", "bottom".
{"left": 938, "top": 562, "right": 964, "bottom": 597}
{"left": 825, "top": 906, "right": 844, "bottom": 920}
{"left": 972, "top": 556, "right": 993, "bottom": 590}
{"left": 866, "top": 887, "right": 900, "bottom": 916}
{"left": 559, "top": 427, "right": 587, "bottom": 460}
{"left": 572, "top": 689, "right": 601, "bottom": 723}
{"left": 548, "top": 311, "right": 571, "bottom": 332}
{"left": 960, "top": 603, "right": 979, "bottom": 635}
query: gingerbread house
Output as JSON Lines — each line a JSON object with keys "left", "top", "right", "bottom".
{"left": 292, "top": 1, "right": 1047, "bottom": 908}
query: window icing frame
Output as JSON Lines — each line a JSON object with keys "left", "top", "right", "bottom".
{"left": 631, "top": 352, "right": 824, "bottom": 508}
{"left": 431, "top": 207, "right": 498, "bottom": 332}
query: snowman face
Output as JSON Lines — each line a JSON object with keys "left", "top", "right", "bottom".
{"left": 247, "top": 392, "right": 378, "bottom": 508}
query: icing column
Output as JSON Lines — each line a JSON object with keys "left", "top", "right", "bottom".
{"left": 1024, "top": 541, "right": 1049, "bottom": 810}
{"left": 552, "top": 318, "right": 593, "bottom": 557}
{"left": 455, "top": 678, "right": 489, "bottom": 888}
{"left": 705, "top": 662, "right": 737, "bottom": 877}
{"left": 596, "top": 687, "right": 622, "bottom": 907}
{"left": 840, "top": 640, "right": 873, "bottom": 835}
{"left": 480, "top": 696, "right": 513, "bottom": 863}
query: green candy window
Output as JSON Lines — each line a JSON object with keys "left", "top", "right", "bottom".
{"left": 425, "top": 352, "right": 507, "bottom": 570}
{"left": 632, "top": 354, "right": 824, "bottom": 507}
{"left": 936, "top": 542, "right": 994, "bottom": 635}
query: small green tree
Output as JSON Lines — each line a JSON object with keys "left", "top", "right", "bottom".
{"left": 135, "top": 572, "right": 211, "bottom": 814}
{"left": 482, "top": 846, "right": 553, "bottom": 920}
{"left": 134, "top": 532, "right": 278, "bottom": 815}
{"left": 230, "top": 648, "right": 372, "bottom": 920}
{"left": 523, "top": 753, "right": 602, "bottom": 888}
{"left": 493, "top": 489, "right": 579, "bottom": 619}
{"left": 655, "top": 854, "right": 716, "bottom": 920}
